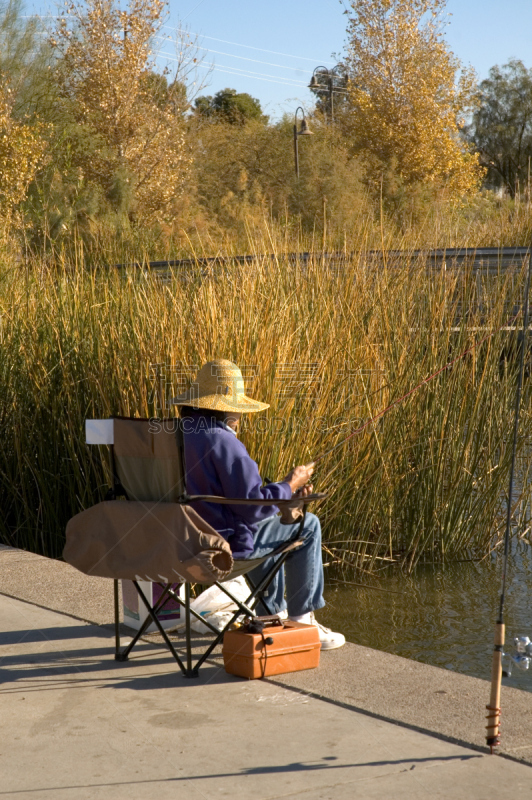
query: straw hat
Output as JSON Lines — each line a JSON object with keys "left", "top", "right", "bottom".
{"left": 172, "top": 359, "right": 269, "bottom": 413}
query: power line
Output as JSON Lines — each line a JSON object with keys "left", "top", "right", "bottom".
{"left": 195, "top": 62, "right": 307, "bottom": 89}
{"left": 200, "top": 65, "right": 306, "bottom": 89}
{"left": 183, "top": 0, "right": 208, "bottom": 22}
{"left": 25, "top": 16, "right": 336, "bottom": 70}
{"left": 157, "top": 50, "right": 308, "bottom": 88}
{"left": 157, "top": 47, "right": 308, "bottom": 86}
{"left": 162, "top": 24, "right": 336, "bottom": 65}
{"left": 24, "top": 15, "right": 338, "bottom": 67}
{"left": 155, "top": 35, "right": 313, "bottom": 74}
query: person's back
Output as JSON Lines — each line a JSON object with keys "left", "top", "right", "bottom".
{"left": 181, "top": 407, "right": 291, "bottom": 558}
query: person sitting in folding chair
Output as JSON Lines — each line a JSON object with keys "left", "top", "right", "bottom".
{"left": 173, "top": 359, "right": 345, "bottom": 650}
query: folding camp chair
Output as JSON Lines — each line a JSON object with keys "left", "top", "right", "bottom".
{"left": 66, "top": 416, "right": 324, "bottom": 678}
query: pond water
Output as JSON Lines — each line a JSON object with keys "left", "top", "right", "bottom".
{"left": 320, "top": 540, "right": 532, "bottom": 693}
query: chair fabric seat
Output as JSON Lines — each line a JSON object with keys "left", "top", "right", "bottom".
{"left": 226, "top": 558, "right": 267, "bottom": 578}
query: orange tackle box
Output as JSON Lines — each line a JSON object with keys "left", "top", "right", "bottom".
{"left": 222, "top": 617, "right": 320, "bottom": 679}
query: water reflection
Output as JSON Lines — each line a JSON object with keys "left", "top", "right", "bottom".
{"left": 321, "top": 540, "right": 532, "bottom": 692}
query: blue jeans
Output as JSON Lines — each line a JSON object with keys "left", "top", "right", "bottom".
{"left": 246, "top": 512, "right": 325, "bottom": 618}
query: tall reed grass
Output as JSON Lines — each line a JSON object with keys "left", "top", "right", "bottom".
{"left": 1, "top": 229, "right": 531, "bottom": 574}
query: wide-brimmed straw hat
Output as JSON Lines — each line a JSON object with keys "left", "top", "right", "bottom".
{"left": 172, "top": 359, "right": 269, "bottom": 413}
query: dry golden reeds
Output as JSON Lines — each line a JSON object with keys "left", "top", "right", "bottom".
{"left": 0, "top": 229, "right": 530, "bottom": 575}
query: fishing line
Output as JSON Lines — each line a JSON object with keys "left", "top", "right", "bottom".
{"left": 486, "top": 243, "right": 532, "bottom": 752}
{"left": 314, "top": 306, "right": 524, "bottom": 465}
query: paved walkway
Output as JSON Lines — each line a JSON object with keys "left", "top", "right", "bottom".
{"left": 2, "top": 545, "right": 532, "bottom": 798}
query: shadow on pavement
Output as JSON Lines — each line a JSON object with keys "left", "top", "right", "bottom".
{"left": 0, "top": 753, "right": 483, "bottom": 796}
{"left": 0, "top": 624, "right": 234, "bottom": 690}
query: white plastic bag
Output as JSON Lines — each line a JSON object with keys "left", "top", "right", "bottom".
{"left": 190, "top": 576, "right": 250, "bottom": 634}
{"left": 167, "top": 576, "right": 250, "bottom": 635}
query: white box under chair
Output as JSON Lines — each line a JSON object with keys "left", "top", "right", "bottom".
{"left": 122, "top": 579, "right": 184, "bottom": 632}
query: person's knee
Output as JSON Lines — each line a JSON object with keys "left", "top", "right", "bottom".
{"left": 303, "top": 512, "right": 321, "bottom": 542}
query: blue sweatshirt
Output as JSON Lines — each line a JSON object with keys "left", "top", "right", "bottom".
{"left": 182, "top": 410, "right": 292, "bottom": 558}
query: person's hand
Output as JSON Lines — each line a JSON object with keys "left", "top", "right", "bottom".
{"left": 282, "top": 462, "right": 315, "bottom": 494}
{"left": 290, "top": 483, "right": 314, "bottom": 509}
{"left": 294, "top": 483, "right": 314, "bottom": 498}
{"left": 278, "top": 479, "right": 314, "bottom": 524}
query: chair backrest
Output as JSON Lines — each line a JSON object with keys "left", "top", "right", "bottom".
{"left": 75, "top": 417, "right": 234, "bottom": 585}
{"left": 112, "top": 418, "right": 185, "bottom": 503}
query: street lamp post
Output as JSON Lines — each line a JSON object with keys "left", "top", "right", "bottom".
{"left": 293, "top": 106, "right": 313, "bottom": 179}
{"left": 308, "top": 65, "right": 347, "bottom": 123}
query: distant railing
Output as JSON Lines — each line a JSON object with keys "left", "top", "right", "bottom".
{"left": 114, "top": 247, "right": 531, "bottom": 274}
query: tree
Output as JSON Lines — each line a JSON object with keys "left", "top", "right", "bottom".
{"left": 0, "top": 83, "right": 47, "bottom": 223}
{"left": 341, "top": 0, "right": 482, "bottom": 196}
{"left": 467, "top": 60, "right": 532, "bottom": 197}
{"left": 48, "top": 0, "right": 191, "bottom": 222}
{"left": 0, "top": 2, "right": 49, "bottom": 225}
{"left": 194, "top": 88, "right": 267, "bottom": 125}
{"left": 0, "top": 0, "right": 51, "bottom": 117}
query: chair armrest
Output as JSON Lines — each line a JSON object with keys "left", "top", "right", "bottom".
{"left": 179, "top": 492, "right": 327, "bottom": 506}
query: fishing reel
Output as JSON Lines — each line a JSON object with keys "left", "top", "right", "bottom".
{"left": 501, "top": 637, "right": 532, "bottom": 677}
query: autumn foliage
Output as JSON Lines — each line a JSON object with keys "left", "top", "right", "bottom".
{"left": 342, "top": 0, "right": 483, "bottom": 195}
{"left": 50, "top": 0, "right": 190, "bottom": 222}
{"left": 1, "top": 0, "right": 530, "bottom": 251}
{"left": 0, "top": 84, "right": 47, "bottom": 222}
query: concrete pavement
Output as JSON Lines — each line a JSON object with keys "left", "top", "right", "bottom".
{"left": 2, "top": 544, "right": 532, "bottom": 798}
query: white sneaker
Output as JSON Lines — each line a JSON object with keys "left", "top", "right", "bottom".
{"left": 309, "top": 613, "right": 345, "bottom": 650}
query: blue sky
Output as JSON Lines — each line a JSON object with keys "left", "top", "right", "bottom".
{"left": 25, "top": 0, "right": 532, "bottom": 119}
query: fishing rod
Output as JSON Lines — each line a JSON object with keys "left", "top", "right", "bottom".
{"left": 486, "top": 244, "right": 532, "bottom": 754}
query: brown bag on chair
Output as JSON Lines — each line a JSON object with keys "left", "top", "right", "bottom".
{"left": 63, "top": 500, "right": 233, "bottom": 584}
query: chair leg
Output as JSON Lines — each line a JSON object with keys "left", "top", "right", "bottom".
{"left": 115, "top": 583, "right": 168, "bottom": 661}
{"left": 133, "top": 581, "right": 188, "bottom": 675}
{"left": 114, "top": 583, "right": 187, "bottom": 673}
{"left": 243, "top": 573, "right": 273, "bottom": 615}
{"left": 209, "top": 582, "right": 255, "bottom": 617}
{"left": 193, "top": 604, "right": 244, "bottom": 672}
{"left": 113, "top": 580, "right": 125, "bottom": 661}
{"left": 244, "top": 536, "right": 303, "bottom": 613}
{"left": 115, "top": 536, "right": 303, "bottom": 676}
{"left": 184, "top": 583, "right": 198, "bottom": 678}
{"left": 117, "top": 590, "right": 168, "bottom": 660}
